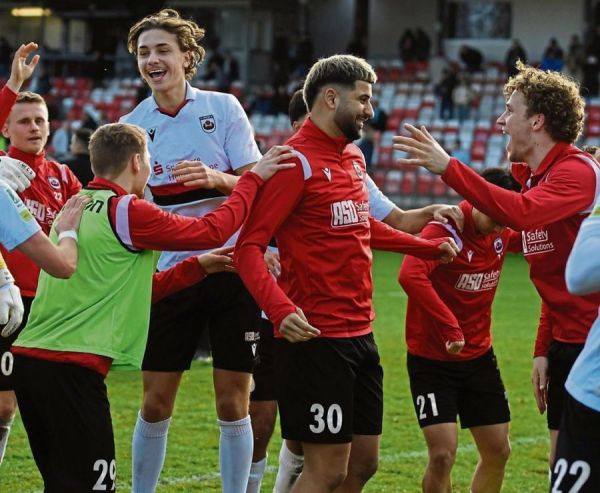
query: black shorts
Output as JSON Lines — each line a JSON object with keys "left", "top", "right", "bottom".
{"left": 0, "top": 296, "right": 33, "bottom": 391}
{"left": 550, "top": 393, "right": 600, "bottom": 493}
{"left": 275, "top": 333, "right": 383, "bottom": 444}
{"left": 143, "top": 272, "right": 261, "bottom": 373}
{"left": 547, "top": 340, "right": 584, "bottom": 430}
{"left": 13, "top": 355, "right": 116, "bottom": 492}
{"left": 407, "top": 348, "right": 510, "bottom": 429}
{"left": 251, "top": 318, "right": 277, "bottom": 402}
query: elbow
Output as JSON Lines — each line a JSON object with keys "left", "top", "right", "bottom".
{"left": 55, "top": 259, "right": 77, "bottom": 279}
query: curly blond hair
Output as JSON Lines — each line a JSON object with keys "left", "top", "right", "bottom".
{"left": 504, "top": 60, "right": 584, "bottom": 143}
{"left": 127, "top": 9, "right": 205, "bottom": 80}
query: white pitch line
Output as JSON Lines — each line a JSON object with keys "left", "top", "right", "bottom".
{"left": 157, "top": 435, "right": 549, "bottom": 487}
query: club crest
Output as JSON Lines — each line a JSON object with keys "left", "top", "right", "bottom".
{"left": 199, "top": 114, "right": 216, "bottom": 133}
{"left": 352, "top": 161, "right": 364, "bottom": 179}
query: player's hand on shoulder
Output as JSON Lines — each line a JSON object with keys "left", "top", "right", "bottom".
{"left": 0, "top": 156, "right": 35, "bottom": 192}
{"left": 0, "top": 267, "right": 24, "bottom": 338}
{"left": 197, "top": 246, "right": 236, "bottom": 274}
{"left": 431, "top": 204, "right": 464, "bottom": 232}
{"left": 279, "top": 307, "right": 320, "bottom": 343}
{"left": 8, "top": 42, "right": 40, "bottom": 92}
{"left": 437, "top": 237, "right": 460, "bottom": 264}
{"left": 531, "top": 356, "right": 549, "bottom": 415}
{"left": 173, "top": 160, "right": 220, "bottom": 189}
{"left": 54, "top": 195, "right": 91, "bottom": 234}
{"left": 251, "top": 145, "right": 296, "bottom": 181}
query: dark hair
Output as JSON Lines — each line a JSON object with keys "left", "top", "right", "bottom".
{"left": 480, "top": 167, "right": 521, "bottom": 192}
{"left": 303, "top": 54, "right": 377, "bottom": 110}
{"left": 74, "top": 127, "right": 93, "bottom": 147}
{"left": 288, "top": 89, "right": 307, "bottom": 126}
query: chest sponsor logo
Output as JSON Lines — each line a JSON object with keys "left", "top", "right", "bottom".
{"left": 352, "top": 160, "right": 364, "bottom": 179}
{"left": 148, "top": 128, "right": 156, "bottom": 141}
{"left": 331, "top": 200, "right": 369, "bottom": 227}
{"left": 153, "top": 161, "right": 164, "bottom": 176}
{"left": 455, "top": 270, "right": 501, "bottom": 292}
{"left": 199, "top": 114, "right": 216, "bottom": 133}
{"left": 522, "top": 228, "right": 555, "bottom": 256}
{"left": 47, "top": 176, "right": 61, "bottom": 189}
{"left": 24, "top": 198, "right": 57, "bottom": 225}
{"left": 322, "top": 168, "right": 332, "bottom": 181}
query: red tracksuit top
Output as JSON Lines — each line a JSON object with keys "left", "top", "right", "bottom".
{"left": 400, "top": 201, "right": 521, "bottom": 361}
{"left": 235, "top": 117, "right": 450, "bottom": 337}
{"left": 442, "top": 143, "right": 600, "bottom": 357}
{"left": 0, "top": 85, "right": 82, "bottom": 297}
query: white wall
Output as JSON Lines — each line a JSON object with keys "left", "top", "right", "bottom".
{"left": 368, "top": 0, "right": 586, "bottom": 63}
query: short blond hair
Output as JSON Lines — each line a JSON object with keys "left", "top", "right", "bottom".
{"left": 127, "top": 8, "right": 205, "bottom": 80}
{"left": 89, "top": 123, "right": 147, "bottom": 178}
{"left": 16, "top": 91, "right": 46, "bottom": 105}
{"left": 303, "top": 54, "right": 377, "bottom": 110}
{"left": 505, "top": 60, "right": 584, "bottom": 143}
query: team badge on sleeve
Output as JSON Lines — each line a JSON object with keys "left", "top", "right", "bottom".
{"left": 199, "top": 115, "right": 216, "bottom": 133}
{"left": 352, "top": 161, "right": 364, "bottom": 179}
{"left": 493, "top": 237, "right": 504, "bottom": 255}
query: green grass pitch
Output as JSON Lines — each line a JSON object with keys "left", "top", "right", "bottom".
{"left": 0, "top": 252, "right": 550, "bottom": 492}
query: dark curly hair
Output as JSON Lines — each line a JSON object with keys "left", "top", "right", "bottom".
{"left": 504, "top": 60, "right": 584, "bottom": 143}
{"left": 127, "top": 9, "right": 205, "bottom": 80}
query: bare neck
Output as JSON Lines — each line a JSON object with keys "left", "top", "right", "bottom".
{"left": 153, "top": 82, "right": 187, "bottom": 112}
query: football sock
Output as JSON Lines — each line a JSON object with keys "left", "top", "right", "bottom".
{"left": 246, "top": 456, "right": 267, "bottom": 493}
{"left": 219, "top": 415, "right": 253, "bottom": 493}
{"left": 0, "top": 417, "right": 13, "bottom": 466}
{"left": 273, "top": 441, "right": 304, "bottom": 493}
{"left": 131, "top": 411, "right": 171, "bottom": 493}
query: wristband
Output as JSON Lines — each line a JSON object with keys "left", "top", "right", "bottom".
{"left": 57, "top": 230, "right": 78, "bottom": 243}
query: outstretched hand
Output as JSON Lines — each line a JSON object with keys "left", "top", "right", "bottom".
{"left": 7, "top": 42, "right": 40, "bottom": 93}
{"left": 392, "top": 124, "right": 451, "bottom": 175}
{"left": 197, "top": 246, "right": 236, "bottom": 274}
{"left": 431, "top": 204, "right": 465, "bottom": 232}
{"left": 279, "top": 307, "right": 321, "bottom": 343}
{"left": 54, "top": 195, "right": 91, "bottom": 235}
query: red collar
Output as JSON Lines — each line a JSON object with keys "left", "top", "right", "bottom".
{"left": 86, "top": 176, "right": 129, "bottom": 196}
{"left": 297, "top": 118, "right": 350, "bottom": 155}
{"left": 8, "top": 146, "right": 46, "bottom": 168}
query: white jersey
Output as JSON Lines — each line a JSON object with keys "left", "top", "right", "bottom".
{"left": 565, "top": 199, "right": 600, "bottom": 412}
{"left": 120, "top": 82, "right": 261, "bottom": 269}
{"left": 0, "top": 182, "right": 41, "bottom": 251}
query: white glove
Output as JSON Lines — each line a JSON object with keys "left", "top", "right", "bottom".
{"left": 0, "top": 156, "right": 35, "bottom": 192}
{"left": 0, "top": 267, "right": 24, "bottom": 338}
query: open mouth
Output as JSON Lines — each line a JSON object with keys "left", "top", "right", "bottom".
{"left": 147, "top": 69, "right": 167, "bottom": 82}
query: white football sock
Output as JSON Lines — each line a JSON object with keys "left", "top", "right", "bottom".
{"left": 0, "top": 417, "right": 13, "bottom": 466}
{"left": 131, "top": 411, "right": 171, "bottom": 493}
{"left": 246, "top": 455, "right": 268, "bottom": 493}
{"left": 219, "top": 415, "right": 254, "bottom": 493}
{"left": 273, "top": 441, "right": 304, "bottom": 493}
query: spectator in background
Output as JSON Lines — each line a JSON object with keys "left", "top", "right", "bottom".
{"left": 459, "top": 45, "right": 483, "bottom": 72}
{"left": 50, "top": 121, "right": 70, "bottom": 161}
{"left": 415, "top": 28, "right": 432, "bottom": 62}
{"left": 357, "top": 122, "right": 376, "bottom": 171}
{"left": 398, "top": 29, "right": 417, "bottom": 66}
{"left": 505, "top": 39, "right": 527, "bottom": 78}
{"left": 346, "top": 34, "right": 367, "bottom": 58}
{"left": 452, "top": 73, "right": 473, "bottom": 122}
{"left": 566, "top": 35, "right": 585, "bottom": 80}
{"left": 223, "top": 50, "right": 240, "bottom": 85}
{"left": 0, "top": 38, "right": 12, "bottom": 77}
{"left": 436, "top": 68, "right": 458, "bottom": 119}
{"left": 582, "top": 48, "right": 600, "bottom": 97}
{"left": 540, "top": 38, "right": 565, "bottom": 72}
{"left": 371, "top": 101, "right": 388, "bottom": 132}
{"left": 28, "top": 65, "right": 51, "bottom": 97}
{"left": 64, "top": 127, "right": 93, "bottom": 186}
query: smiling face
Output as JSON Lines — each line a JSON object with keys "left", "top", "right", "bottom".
{"left": 2, "top": 102, "right": 49, "bottom": 155}
{"left": 333, "top": 80, "right": 374, "bottom": 141}
{"left": 136, "top": 29, "right": 191, "bottom": 97}
{"left": 496, "top": 90, "right": 538, "bottom": 163}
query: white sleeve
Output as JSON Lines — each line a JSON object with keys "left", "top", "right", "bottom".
{"left": 224, "top": 95, "right": 262, "bottom": 171}
{"left": 565, "top": 200, "right": 600, "bottom": 295}
{"left": 0, "top": 183, "right": 41, "bottom": 251}
{"left": 366, "top": 174, "right": 395, "bottom": 221}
